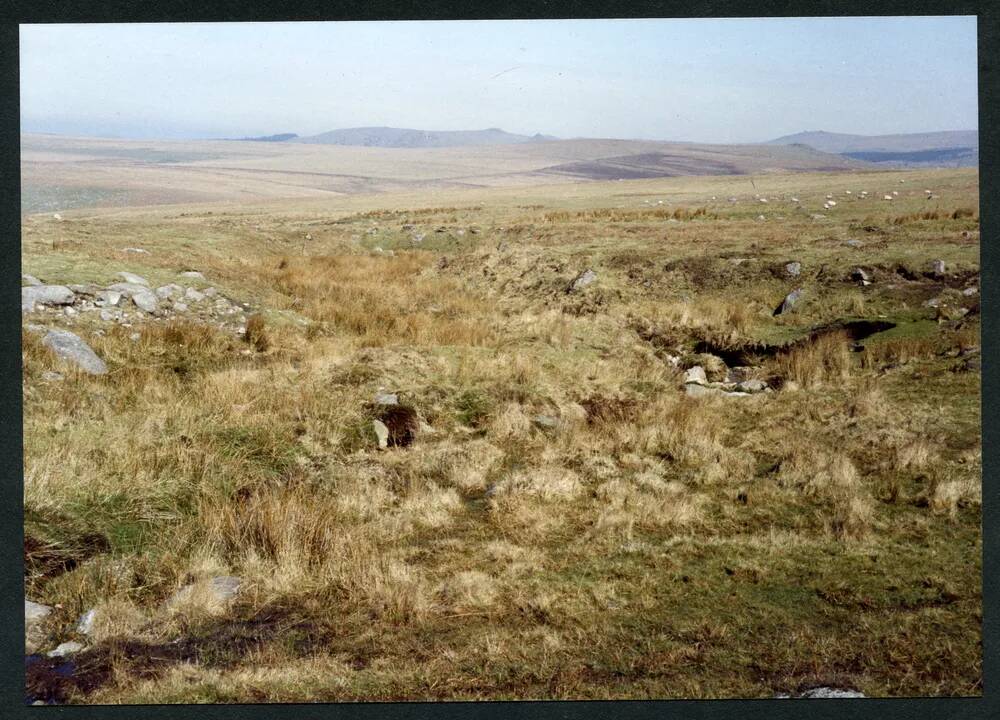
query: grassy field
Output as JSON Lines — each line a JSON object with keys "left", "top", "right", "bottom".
{"left": 22, "top": 167, "right": 980, "bottom": 702}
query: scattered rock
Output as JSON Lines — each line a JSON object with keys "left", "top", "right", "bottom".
{"left": 107, "top": 282, "right": 151, "bottom": 297}
{"left": 47, "top": 641, "right": 84, "bottom": 658}
{"left": 810, "top": 213, "right": 826, "bottom": 220}
{"left": 963, "top": 287, "right": 978, "bottom": 296}
{"left": 776, "top": 687, "right": 866, "bottom": 699}
{"left": 115, "top": 271, "right": 149, "bottom": 286}
{"left": 374, "top": 391, "right": 399, "bottom": 406}
{"left": 184, "top": 288, "right": 205, "bottom": 302}
{"left": 172, "top": 301, "right": 188, "bottom": 312}
{"left": 845, "top": 239, "right": 863, "bottom": 248}
{"left": 924, "top": 297, "right": 941, "bottom": 308}
{"left": 532, "top": 414, "right": 559, "bottom": 430}
{"left": 931, "top": 259, "right": 946, "bottom": 276}
{"left": 155, "top": 284, "right": 184, "bottom": 299}
{"left": 567, "top": 269, "right": 597, "bottom": 293}
{"left": 166, "top": 576, "right": 242, "bottom": 613}
{"left": 122, "top": 247, "right": 149, "bottom": 254}
{"left": 851, "top": 268, "right": 871, "bottom": 285}
{"left": 129, "top": 332, "right": 141, "bottom": 342}
{"left": 736, "top": 379, "right": 768, "bottom": 393}
{"left": 40, "top": 371, "right": 64, "bottom": 382}
{"left": 25, "top": 600, "right": 52, "bottom": 654}
{"left": 22, "top": 285, "right": 75, "bottom": 312}
{"left": 784, "top": 262, "right": 801, "bottom": 277}
{"left": 203, "top": 287, "right": 218, "bottom": 298}
{"left": 131, "top": 291, "right": 158, "bottom": 313}
{"left": 40, "top": 329, "right": 108, "bottom": 375}
{"left": 773, "top": 288, "right": 802, "bottom": 316}
{"left": 179, "top": 271, "right": 205, "bottom": 280}
{"left": 22, "top": 274, "right": 42, "bottom": 286}
{"left": 373, "top": 420, "right": 390, "bottom": 449}
{"left": 95, "top": 290, "right": 123, "bottom": 307}
{"left": 684, "top": 366, "right": 708, "bottom": 385}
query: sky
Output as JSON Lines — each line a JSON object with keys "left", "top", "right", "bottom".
{"left": 19, "top": 17, "right": 979, "bottom": 144}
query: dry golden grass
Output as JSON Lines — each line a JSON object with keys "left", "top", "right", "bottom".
{"left": 21, "top": 166, "right": 982, "bottom": 703}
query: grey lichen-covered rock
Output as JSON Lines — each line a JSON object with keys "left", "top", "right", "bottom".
{"left": 775, "top": 687, "right": 866, "bottom": 699}
{"left": 47, "top": 641, "right": 85, "bottom": 658}
{"left": 167, "top": 576, "right": 242, "bottom": 613}
{"left": 532, "top": 414, "right": 559, "bottom": 430}
{"left": 76, "top": 608, "right": 97, "bottom": 636}
{"left": 374, "top": 391, "right": 399, "bottom": 406}
{"left": 25, "top": 600, "right": 52, "bottom": 654}
{"left": 131, "top": 291, "right": 158, "bottom": 313}
{"left": 567, "top": 269, "right": 597, "bottom": 293}
{"left": 155, "top": 283, "right": 185, "bottom": 299}
{"left": 22, "top": 274, "right": 43, "bottom": 286}
{"left": 736, "top": 379, "right": 769, "bottom": 393}
{"left": 684, "top": 366, "right": 707, "bottom": 385}
{"left": 773, "top": 288, "right": 802, "bottom": 316}
{"left": 963, "top": 286, "right": 978, "bottom": 296}
{"left": 179, "top": 270, "right": 206, "bottom": 280}
{"left": 784, "top": 262, "right": 801, "bottom": 277}
{"left": 107, "top": 282, "right": 151, "bottom": 297}
{"left": 185, "top": 287, "right": 206, "bottom": 302}
{"left": 96, "top": 290, "right": 123, "bottom": 307}
{"left": 41, "top": 328, "right": 108, "bottom": 375}
{"left": 40, "top": 371, "right": 64, "bottom": 382}
{"left": 373, "top": 420, "right": 390, "bottom": 449}
{"left": 931, "top": 259, "right": 946, "bottom": 276}
{"left": 22, "top": 285, "right": 76, "bottom": 312}
{"left": 115, "top": 271, "right": 150, "bottom": 286}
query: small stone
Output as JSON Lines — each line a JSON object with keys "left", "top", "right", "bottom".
{"left": 76, "top": 608, "right": 97, "bottom": 636}
{"left": 130, "top": 332, "right": 141, "bottom": 342}
{"left": 773, "top": 288, "right": 802, "bottom": 316}
{"left": 132, "top": 291, "right": 158, "bottom": 313}
{"left": 684, "top": 366, "right": 708, "bottom": 385}
{"left": 64, "top": 306, "right": 76, "bottom": 316}
{"left": 115, "top": 271, "right": 149, "bottom": 286}
{"left": 810, "top": 213, "right": 826, "bottom": 220}
{"left": 47, "top": 641, "right": 85, "bottom": 658}
{"left": 122, "top": 247, "right": 149, "bottom": 254}
{"left": 41, "top": 371, "right": 64, "bottom": 382}
{"left": 22, "top": 274, "right": 42, "bottom": 286}
{"left": 173, "top": 301, "right": 188, "bottom": 312}
{"left": 25, "top": 600, "right": 52, "bottom": 654}
{"left": 203, "top": 287, "right": 218, "bottom": 297}
{"left": 99, "top": 309, "right": 115, "bottom": 322}
{"left": 179, "top": 271, "right": 205, "bottom": 280}
{"left": 106, "top": 282, "right": 151, "bottom": 297}
{"left": 568, "top": 269, "right": 597, "bottom": 292}
{"left": 374, "top": 391, "right": 399, "bottom": 406}
{"left": 931, "top": 259, "right": 946, "bottom": 276}
{"left": 796, "top": 687, "right": 866, "bottom": 699}
{"left": 22, "top": 285, "right": 76, "bottom": 312}
{"left": 963, "top": 287, "right": 978, "bottom": 296}
{"left": 532, "top": 414, "right": 559, "bottom": 430}
{"left": 736, "top": 379, "right": 768, "bottom": 393}
{"left": 41, "top": 328, "right": 108, "bottom": 375}
{"left": 373, "top": 420, "right": 390, "bottom": 449}
{"left": 784, "top": 262, "right": 801, "bottom": 277}
{"left": 924, "top": 297, "right": 941, "bottom": 308}
{"left": 155, "top": 284, "right": 183, "bottom": 299}
{"left": 185, "top": 288, "right": 205, "bottom": 302}
{"left": 845, "top": 239, "right": 863, "bottom": 248}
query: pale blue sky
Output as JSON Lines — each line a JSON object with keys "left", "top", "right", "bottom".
{"left": 20, "top": 17, "right": 978, "bottom": 143}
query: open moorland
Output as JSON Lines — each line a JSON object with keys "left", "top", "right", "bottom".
{"left": 22, "top": 162, "right": 980, "bottom": 702}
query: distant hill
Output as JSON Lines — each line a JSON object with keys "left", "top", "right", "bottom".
{"left": 290, "top": 126, "right": 558, "bottom": 148}
{"left": 234, "top": 133, "right": 299, "bottom": 142}
{"left": 767, "top": 130, "right": 978, "bottom": 167}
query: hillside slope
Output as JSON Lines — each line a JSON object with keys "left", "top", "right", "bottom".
{"left": 291, "top": 126, "right": 556, "bottom": 148}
